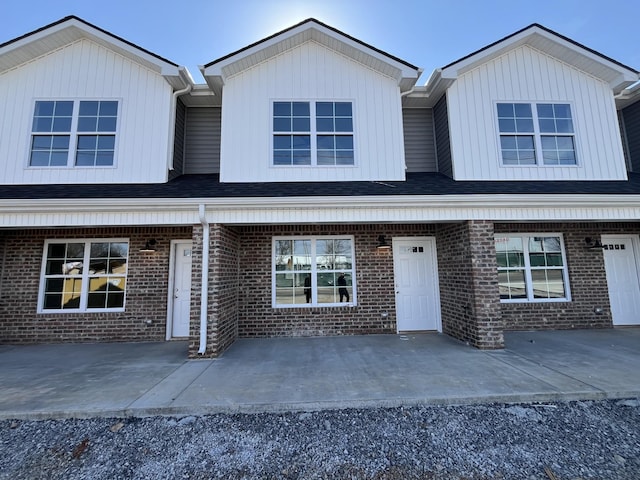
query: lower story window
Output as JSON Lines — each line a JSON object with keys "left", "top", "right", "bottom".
{"left": 39, "top": 239, "right": 129, "bottom": 312}
{"left": 495, "top": 234, "right": 570, "bottom": 302}
{"left": 273, "top": 236, "right": 355, "bottom": 307}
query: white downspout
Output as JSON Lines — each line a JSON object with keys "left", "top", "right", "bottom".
{"left": 167, "top": 70, "right": 192, "bottom": 172}
{"left": 198, "top": 204, "right": 210, "bottom": 355}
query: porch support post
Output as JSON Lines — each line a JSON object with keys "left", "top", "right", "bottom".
{"left": 437, "top": 220, "right": 504, "bottom": 349}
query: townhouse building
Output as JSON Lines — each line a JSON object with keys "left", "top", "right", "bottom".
{"left": 1, "top": 17, "right": 639, "bottom": 356}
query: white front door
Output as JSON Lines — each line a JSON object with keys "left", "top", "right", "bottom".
{"left": 602, "top": 235, "right": 640, "bottom": 326}
{"left": 170, "top": 242, "right": 193, "bottom": 337}
{"left": 393, "top": 237, "right": 441, "bottom": 332}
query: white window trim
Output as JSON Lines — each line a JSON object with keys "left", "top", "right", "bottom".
{"left": 37, "top": 238, "right": 129, "bottom": 313}
{"left": 272, "top": 235, "right": 357, "bottom": 308}
{"left": 497, "top": 233, "right": 571, "bottom": 303}
{"left": 270, "top": 99, "right": 356, "bottom": 168}
{"left": 494, "top": 101, "right": 579, "bottom": 168}
{"left": 26, "top": 98, "right": 120, "bottom": 169}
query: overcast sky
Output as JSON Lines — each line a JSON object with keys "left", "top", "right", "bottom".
{"left": 2, "top": 0, "right": 638, "bottom": 84}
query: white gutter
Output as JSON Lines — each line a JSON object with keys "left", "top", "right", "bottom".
{"left": 198, "top": 204, "right": 210, "bottom": 355}
{"left": 167, "top": 68, "right": 193, "bottom": 172}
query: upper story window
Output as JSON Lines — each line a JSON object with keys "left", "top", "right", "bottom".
{"left": 497, "top": 103, "right": 576, "bottom": 166}
{"left": 29, "top": 100, "right": 118, "bottom": 168}
{"left": 495, "top": 234, "right": 570, "bottom": 302}
{"left": 273, "top": 101, "right": 354, "bottom": 166}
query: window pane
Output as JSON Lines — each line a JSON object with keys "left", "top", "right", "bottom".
{"left": 498, "top": 269, "right": 527, "bottom": 299}
{"left": 292, "top": 135, "right": 310, "bottom": 149}
{"left": 555, "top": 119, "right": 573, "bottom": 133}
{"left": 97, "top": 117, "right": 117, "bottom": 132}
{"left": 317, "top": 135, "right": 334, "bottom": 149}
{"left": 335, "top": 102, "right": 352, "bottom": 116}
{"left": 33, "top": 117, "right": 53, "bottom": 132}
{"left": 273, "top": 102, "right": 291, "bottom": 116}
{"left": 515, "top": 118, "right": 534, "bottom": 133}
{"left": 274, "top": 151, "right": 292, "bottom": 165}
{"left": 52, "top": 116, "right": 72, "bottom": 132}
{"left": 292, "top": 102, "right": 310, "bottom": 116}
{"left": 335, "top": 136, "right": 353, "bottom": 149}
{"left": 316, "top": 102, "right": 333, "bottom": 116}
{"left": 292, "top": 117, "right": 310, "bottom": 132}
{"left": 500, "top": 136, "right": 516, "bottom": 149}
{"left": 77, "top": 136, "right": 97, "bottom": 149}
{"left": 96, "top": 152, "right": 114, "bottom": 166}
{"left": 292, "top": 151, "right": 311, "bottom": 165}
{"left": 317, "top": 151, "right": 334, "bottom": 165}
{"left": 496, "top": 103, "right": 514, "bottom": 117}
{"left": 532, "top": 269, "right": 566, "bottom": 299}
{"left": 79, "top": 101, "right": 99, "bottom": 115}
{"left": 538, "top": 119, "right": 556, "bottom": 133}
{"left": 34, "top": 101, "right": 55, "bottom": 116}
{"left": 75, "top": 152, "right": 95, "bottom": 166}
{"left": 273, "top": 117, "right": 291, "bottom": 132}
{"left": 513, "top": 103, "right": 532, "bottom": 117}
{"left": 334, "top": 118, "right": 353, "bottom": 132}
{"left": 77, "top": 117, "right": 97, "bottom": 132}
{"left": 274, "top": 136, "right": 291, "bottom": 149}
{"left": 97, "top": 135, "right": 115, "bottom": 149}
{"left": 99, "top": 101, "right": 118, "bottom": 116}
{"left": 536, "top": 103, "right": 554, "bottom": 118}
{"left": 316, "top": 118, "right": 334, "bottom": 132}
{"left": 336, "top": 150, "right": 354, "bottom": 165}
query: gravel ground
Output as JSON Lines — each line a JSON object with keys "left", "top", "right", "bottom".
{"left": 1, "top": 399, "right": 639, "bottom": 479}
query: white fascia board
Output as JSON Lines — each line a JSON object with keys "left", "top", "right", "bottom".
{"left": 3, "top": 193, "right": 640, "bottom": 217}
{"left": 0, "top": 18, "right": 189, "bottom": 88}
{"left": 202, "top": 21, "right": 420, "bottom": 86}
{"left": 440, "top": 26, "right": 638, "bottom": 91}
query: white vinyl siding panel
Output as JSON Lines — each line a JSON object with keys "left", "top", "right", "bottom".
{"left": 0, "top": 39, "right": 172, "bottom": 184}
{"left": 447, "top": 45, "right": 627, "bottom": 181}
{"left": 403, "top": 108, "right": 436, "bottom": 172}
{"left": 184, "top": 107, "right": 221, "bottom": 174}
{"left": 220, "top": 41, "right": 406, "bottom": 182}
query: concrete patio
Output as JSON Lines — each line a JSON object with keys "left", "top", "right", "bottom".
{"left": 0, "top": 328, "right": 639, "bottom": 419}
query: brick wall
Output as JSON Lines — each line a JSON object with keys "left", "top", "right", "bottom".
{"left": 436, "top": 221, "right": 504, "bottom": 349}
{"left": 235, "top": 224, "right": 437, "bottom": 338}
{"left": 494, "top": 222, "right": 640, "bottom": 330}
{"left": 0, "top": 227, "right": 191, "bottom": 344}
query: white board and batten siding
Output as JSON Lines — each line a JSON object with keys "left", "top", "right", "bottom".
{"left": 447, "top": 45, "right": 628, "bottom": 181}
{"left": 220, "top": 41, "right": 406, "bottom": 183}
{"left": 0, "top": 39, "right": 173, "bottom": 184}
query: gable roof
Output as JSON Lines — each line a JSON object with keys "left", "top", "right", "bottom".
{"left": 438, "top": 23, "right": 638, "bottom": 94}
{"left": 0, "top": 16, "right": 192, "bottom": 90}
{"left": 200, "top": 18, "right": 422, "bottom": 97}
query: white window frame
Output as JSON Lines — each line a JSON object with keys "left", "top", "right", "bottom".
{"left": 271, "top": 100, "right": 355, "bottom": 167}
{"left": 37, "top": 238, "right": 129, "bottom": 313}
{"left": 272, "top": 235, "right": 357, "bottom": 308}
{"left": 495, "top": 101, "right": 578, "bottom": 167}
{"left": 496, "top": 233, "right": 571, "bottom": 303}
{"left": 27, "top": 98, "right": 120, "bottom": 169}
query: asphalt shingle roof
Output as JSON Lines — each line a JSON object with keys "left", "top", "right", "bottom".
{"left": 2, "top": 172, "right": 640, "bottom": 200}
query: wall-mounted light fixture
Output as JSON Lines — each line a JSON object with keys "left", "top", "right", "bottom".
{"left": 376, "top": 235, "right": 391, "bottom": 250}
{"left": 584, "top": 237, "right": 603, "bottom": 250}
{"left": 140, "top": 239, "right": 157, "bottom": 253}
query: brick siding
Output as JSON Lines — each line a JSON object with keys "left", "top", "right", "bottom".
{"left": 188, "top": 224, "right": 240, "bottom": 358}
{"left": 436, "top": 221, "right": 504, "bottom": 349}
{"left": 234, "top": 224, "right": 437, "bottom": 339}
{"left": 494, "top": 222, "right": 640, "bottom": 330}
{"left": 0, "top": 227, "right": 191, "bottom": 344}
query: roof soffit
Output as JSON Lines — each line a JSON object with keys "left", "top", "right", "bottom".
{"left": 439, "top": 25, "right": 639, "bottom": 94}
{"left": 0, "top": 16, "right": 191, "bottom": 89}
{"left": 201, "top": 19, "right": 421, "bottom": 95}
